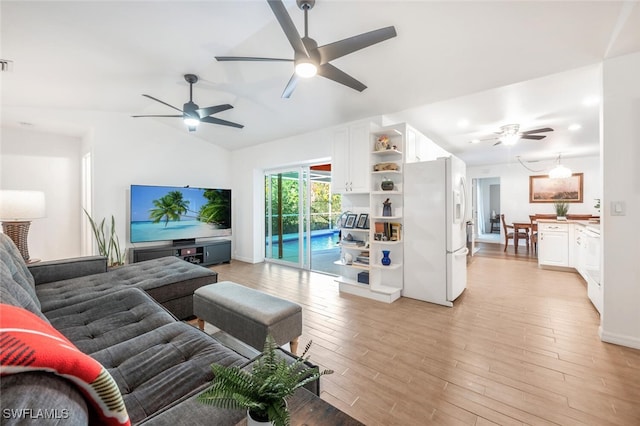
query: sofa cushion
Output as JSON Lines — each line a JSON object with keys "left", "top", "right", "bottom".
{"left": 0, "top": 372, "right": 89, "bottom": 425}
{"left": 0, "top": 233, "right": 39, "bottom": 309}
{"left": 0, "top": 262, "right": 49, "bottom": 323}
{"left": 28, "top": 255, "right": 107, "bottom": 285}
{"left": 105, "top": 257, "right": 217, "bottom": 306}
{"left": 35, "top": 257, "right": 216, "bottom": 316}
{"left": 90, "top": 322, "right": 248, "bottom": 424}
{"left": 0, "top": 303, "right": 129, "bottom": 425}
{"left": 46, "top": 288, "right": 176, "bottom": 355}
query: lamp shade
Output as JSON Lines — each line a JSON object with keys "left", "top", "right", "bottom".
{"left": 0, "top": 190, "right": 46, "bottom": 221}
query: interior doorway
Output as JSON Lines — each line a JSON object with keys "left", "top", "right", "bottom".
{"left": 264, "top": 163, "right": 341, "bottom": 274}
{"left": 473, "top": 177, "right": 501, "bottom": 244}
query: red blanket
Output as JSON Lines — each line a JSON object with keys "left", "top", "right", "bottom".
{"left": 0, "top": 304, "right": 130, "bottom": 425}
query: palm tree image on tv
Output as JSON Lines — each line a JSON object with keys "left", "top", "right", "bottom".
{"left": 198, "top": 189, "right": 231, "bottom": 227}
{"left": 149, "top": 191, "right": 190, "bottom": 227}
{"left": 130, "top": 185, "right": 232, "bottom": 243}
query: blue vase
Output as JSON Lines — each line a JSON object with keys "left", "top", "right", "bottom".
{"left": 381, "top": 250, "right": 391, "bottom": 266}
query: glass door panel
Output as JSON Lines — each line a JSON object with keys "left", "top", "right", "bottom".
{"left": 264, "top": 168, "right": 309, "bottom": 268}
{"left": 264, "top": 163, "right": 341, "bottom": 274}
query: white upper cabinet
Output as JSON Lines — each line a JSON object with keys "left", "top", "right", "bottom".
{"left": 405, "top": 125, "right": 450, "bottom": 163}
{"left": 332, "top": 122, "right": 372, "bottom": 194}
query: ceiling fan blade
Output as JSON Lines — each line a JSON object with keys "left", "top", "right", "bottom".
{"left": 215, "top": 56, "right": 293, "bottom": 62}
{"left": 131, "top": 114, "right": 183, "bottom": 118}
{"left": 267, "top": 0, "right": 308, "bottom": 57}
{"left": 317, "top": 26, "right": 397, "bottom": 63}
{"left": 201, "top": 116, "right": 244, "bottom": 129}
{"left": 521, "top": 134, "right": 546, "bottom": 140}
{"left": 142, "top": 94, "right": 183, "bottom": 113}
{"left": 281, "top": 74, "right": 299, "bottom": 99}
{"left": 317, "top": 63, "right": 367, "bottom": 92}
{"left": 521, "top": 127, "right": 554, "bottom": 135}
{"left": 197, "top": 104, "right": 233, "bottom": 118}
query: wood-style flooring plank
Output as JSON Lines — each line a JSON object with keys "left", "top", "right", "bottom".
{"left": 210, "top": 244, "right": 640, "bottom": 425}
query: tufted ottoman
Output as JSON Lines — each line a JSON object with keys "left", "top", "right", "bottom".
{"left": 194, "top": 281, "right": 302, "bottom": 354}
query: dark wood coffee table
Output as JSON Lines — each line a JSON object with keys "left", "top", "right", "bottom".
{"left": 235, "top": 388, "right": 363, "bottom": 425}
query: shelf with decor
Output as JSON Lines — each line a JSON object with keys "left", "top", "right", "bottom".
{"left": 369, "top": 125, "right": 405, "bottom": 300}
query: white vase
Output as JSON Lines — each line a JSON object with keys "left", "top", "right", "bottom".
{"left": 247, "top": 410, "right": 273, "bottom": 426}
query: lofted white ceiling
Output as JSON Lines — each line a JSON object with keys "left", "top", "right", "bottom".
{"left": 1, "top": 1, "right": 639, "bottom": 166}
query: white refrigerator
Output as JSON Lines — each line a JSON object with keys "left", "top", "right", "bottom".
{"left": 403, "top": 156, "right": 468, "bottom": 307}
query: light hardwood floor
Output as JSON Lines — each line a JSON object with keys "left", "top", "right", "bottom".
{"left": 210, "top": 245, "right": 640, "bottom": 425}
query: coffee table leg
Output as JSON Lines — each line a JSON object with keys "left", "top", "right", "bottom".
{"left": 197, "top": 318, "right": 205, "bottom": 331}
{"left": 290, "top": 337, "right": 299, "bottom": 355}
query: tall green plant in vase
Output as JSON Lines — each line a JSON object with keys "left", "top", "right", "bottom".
{"left": 83, "top": 209, "right": 125, "bottom": 267}
{"left": 198, "top": 335, "right": 332, "bottom": 426}
{"left": 554, "top": 201, "right": 569, "bottom": 220}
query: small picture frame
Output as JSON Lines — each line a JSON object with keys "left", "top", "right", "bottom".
{"left": 356, "top": 213, "right": 369, "bottom": 229}
{"left": 344, "top": 214, "right": 357, "bottom": 228}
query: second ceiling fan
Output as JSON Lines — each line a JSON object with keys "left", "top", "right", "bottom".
{"left": 481, "top": 124, "right": 554, "bottom": 146}
{"left": 216, "top": 0, "right": 397, "bottom": 98}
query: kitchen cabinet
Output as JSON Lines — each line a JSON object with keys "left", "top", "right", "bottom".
{"left": 538, "top": 222, "right": 569, "bottom": 267}
{"left": 331, "top": 122, "right": 372, "bottom": 193}
{"left": 574, "top": 224, "right": 587, "bottom": 276}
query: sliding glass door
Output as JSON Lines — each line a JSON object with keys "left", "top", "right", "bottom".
{"left": 265, "top": 168, "right": 310, "bottom": 268}
{"left": 264, "top": 164, "right": 341, "bottom": 273}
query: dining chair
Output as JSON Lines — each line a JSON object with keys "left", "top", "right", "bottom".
{"left": 530, "top": 215, "right": 538, "bottom": 253}
{"left": 530, "top": 214, "right": 557, "bottom": 253}
{"left": 501, "top": 214, "right": 529, "bottom": 252}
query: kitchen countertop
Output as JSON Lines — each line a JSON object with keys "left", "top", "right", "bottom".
{"left": 536, "top": 219, "right": 601, "bottom": 234}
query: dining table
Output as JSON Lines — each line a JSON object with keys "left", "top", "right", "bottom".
{"left": 512, "top": 221, "right": 532, "bottom": 252}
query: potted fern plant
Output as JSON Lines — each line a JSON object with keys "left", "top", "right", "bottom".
{"left": 554, "top": 201, "right": 569, "bottom": 220}
{"left": 197, "top": 335, "right": 332, "bottom": 426}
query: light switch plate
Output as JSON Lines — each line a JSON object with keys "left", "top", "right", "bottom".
{"left": 611, "top": 201, "right": 626, "bottom": 216}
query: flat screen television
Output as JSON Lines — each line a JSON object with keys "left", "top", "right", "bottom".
{"left": 130, "top": 184, "right": 231, "bottom": 244}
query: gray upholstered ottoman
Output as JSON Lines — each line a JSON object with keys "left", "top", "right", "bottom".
{"left": 194, "top": 281, "right": 302, "bottom": 354}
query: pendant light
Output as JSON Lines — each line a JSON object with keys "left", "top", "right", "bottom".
{"left": 549, "top": 154, "right": 572, "bottom": 179}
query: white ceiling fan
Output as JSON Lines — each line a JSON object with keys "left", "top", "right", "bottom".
{"left": 473, "top": 124, "right": 554, "bottom": 146}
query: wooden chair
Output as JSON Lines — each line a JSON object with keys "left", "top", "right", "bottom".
{"left": 501, "top": 214, "right": 529, "bottom": 252}
{"left": 529, "top": 214, "right": 557, "bottom": 253}
{"left": 530, "top": 215, "right": 538, "bottom": 253}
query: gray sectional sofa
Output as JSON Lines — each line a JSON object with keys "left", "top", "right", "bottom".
{"left": 0, "top": 234, "right": 317, "bottom": 425}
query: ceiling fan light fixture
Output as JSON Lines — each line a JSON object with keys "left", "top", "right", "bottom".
{"left": 183, "top": 117, "right": 200, "bottom": 127}
{"left": 295, "top": 60, "right": 317, "bottom": 78}
{"left": 549, "top": 154, "right": 572, "bottom": 178}
{"left": 500, "top": 133, "right": 520, "bottom": 146}
{"left": 498, "top": 124, "right": 521, "bottom": 146}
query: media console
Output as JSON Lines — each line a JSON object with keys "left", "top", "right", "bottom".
{"left": 131, "top": 239, "right": 231, "bottom": 266}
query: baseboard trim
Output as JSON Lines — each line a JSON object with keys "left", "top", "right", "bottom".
{"left": 600, "top": 327, "right": 640, "bottom": 350}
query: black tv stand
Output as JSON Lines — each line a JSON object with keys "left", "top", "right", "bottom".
{"left": 173, "top": 238, "right": 197, "bottom": 246}
{"left": 131, "top": 239, "right": 231, "bottom": 267}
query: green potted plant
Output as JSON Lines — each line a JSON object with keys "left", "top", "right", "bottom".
{"left": 554, "top": 201, "right": 569, "bottom": 220}
{"left": 197, "top": 335, "right": 332, "bottom": 426}
{"left": 83, "top": 209, "right": 125, "bottom": 267}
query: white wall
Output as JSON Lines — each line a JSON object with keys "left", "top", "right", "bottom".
{"left": 229, "top": 127, "right": 338, "bottom": 263}
{"left": 1, "top": 127, "right": 82, "bottom": 260}
{"left": 468, "top": 156, "right": 601, "bottom": 229}
{"left": 601, "top": 51, "right": 640, "bottom": 349}
{"left": 2, "top": 109, "right": 233, "bottom": 261}
{"left": 86, "top": 113, "right": 233, "bottom": 248}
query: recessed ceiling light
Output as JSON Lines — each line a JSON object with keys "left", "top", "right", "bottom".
{"left": 457, "top": 119, "right": 470, "bottom": 128}
{"left": 568, "top": 123, "right": 582, "bottom": 131}
{"left": 469, "top": 139, "right": 481, "bottom": 144}
{"left": 582, "top": 96, "right": 600, "bottom": 107}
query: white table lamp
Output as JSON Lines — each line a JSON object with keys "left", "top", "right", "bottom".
{"left": 0, "top": 190, "right": 46, "bottom": 262}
